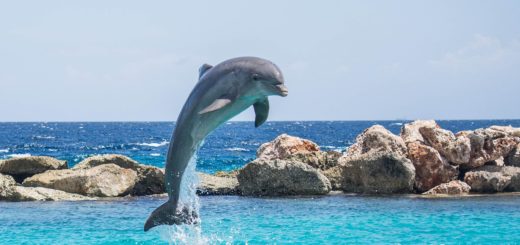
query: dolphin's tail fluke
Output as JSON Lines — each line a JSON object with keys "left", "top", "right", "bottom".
{"left": 144, "top": 201, "right": 199, "bottom": 232}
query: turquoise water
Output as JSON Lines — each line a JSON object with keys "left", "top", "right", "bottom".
{"left": 2, "top": 194, "right": 520, "bottom": 244}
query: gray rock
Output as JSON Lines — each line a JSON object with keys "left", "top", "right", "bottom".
{"left": 23, "top": 164, "right": 138, "bottom": 197}
{"left": 400, "top": 120, "right": 438, "bottom": 144}
{"left": 197, "top": 173, "right": 239, "bottom": 195}
{"left": 505, "top": 143, "right": 520, "bottom": 167}
{"left": 0, "top": 173, "right": 16, "bottom": 197}
{"left": 464, "top": 165, "right": 520, "bottom": 192}
{"left": 419, "top": 127, "right": 471, "bottom": 165}
{"left": 323, "top": 151, "right": 415, "bottom": 194}
{"left": 347, "top": 125, "right": 407, "bottom": 157}
{"left": 463, "top": 128, "right": 520, "bottom": 169}
{"left": 73, "top": 154, "right": 165, "bottom": 195}
{"left": 488, "top": 125, "right": 520, "bottom": 137}
{"left": 0, "top": 156, "right": 67, "bottom": 182}
{"left": 422, "top": 180, "right": 471, "bottom": 195}
{"left": 285, "top": 151, "right": 342, "bottom": 171}
{"left": 257, "top": 134, "right": 321, "bottom": 160}
{"left": 237, "top": 158, "right": 331, "bottom": 196}
{"left": 407, "top": 142, "right": 458, "bottom": 192}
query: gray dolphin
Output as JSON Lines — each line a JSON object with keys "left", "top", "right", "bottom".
{"left": 144, "top": 56, "right": 288, "bottom": 231}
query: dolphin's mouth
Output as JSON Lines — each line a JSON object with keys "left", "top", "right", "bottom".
{"left": 276, "top": 84, "right": 288, "bottom": 97}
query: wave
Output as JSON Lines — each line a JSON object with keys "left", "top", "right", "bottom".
{"left": 0, "top": 149, "right": 9, "bottom": 153}
{"left": 33, "top": 135, "right": 56, "bottom": 140}
{"left": 7, "top": 153, "right": 31, "bottom": 158}
{"left": 150, "top": 153, "right": 161, "bottom": 156}
{"left": 389, "top": 122, "right": 403, "bottom": 126}
{"left": 135, "top": 141, "right": 169, "bottom": 147}
{"left": 225, "top": 147, "right": 249, "bottom": 152}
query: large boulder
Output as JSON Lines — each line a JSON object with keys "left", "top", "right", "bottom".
{"left": 323, "top": 151, "right": 415, "bottom": 194}
{"left": 422, "top": 180, "right": 471, "bottom": 195}
{"left": 197, "top": 173, "right": 239, "bottom": 195}
{"left": 347, "top": 125, "right": 407, "bottom": 157}
{"left": 488, "top": 125, "right": 520, "bottom": 137}
{"left": 23, "top": 164, "right": 138, "bottom": 197}
{"left": 464, "top": 165, "right": 520, "bottom": 192}
{"left": 400, "top": 120, "right": 438, "bottom": 144}
{"left": 257, "top": 134, "right": 320, "bottom": 160}
{"left": 407, "top": 142, "right": 458, "bottom": 192}
{"left": 419, "top": 127, "right": 471, "bottom": 165}
{"left": 73, "top": 154, "right": 165, "bottom": 195}
{"left": 462, "top": 128, "right": 520, "bottom": 169}
{"left": 285, "top": 151, "right": 342, "bottom": 171}
{"left": 0, "top": 156, "right": 67, "bottom": 182}
{"left": 505, "top": 144, "right": 520, "bottom": 167}
{"left": 0, "top": 173, "right": 16, "bottom": 196}
{"left": 237, "top": 159, "right": 331, "bottom": 196}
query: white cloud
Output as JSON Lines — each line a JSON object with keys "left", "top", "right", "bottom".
{"left": 429, "top": 34, "right": 520, "bottom": 70}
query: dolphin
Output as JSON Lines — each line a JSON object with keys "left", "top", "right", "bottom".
{"left": 144, "top": 56, "right": 288, "bottom": 231}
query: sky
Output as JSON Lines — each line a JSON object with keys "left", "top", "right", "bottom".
{"left": 0, "top": 1, "right": 519, "bottom": 121}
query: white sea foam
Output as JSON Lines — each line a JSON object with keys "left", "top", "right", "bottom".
{"left": 390, "top": 122, "right": 403, "bottom": 126}
{"left": 225, "top": 147, "right": 249, "bottom": 152}
{"left": 34, "top": 135, "right": 56, "bottom": 140}
{"left": 8, "top": 153, "right": 31, "bottom": 158}
{"left": 136, "top": 141, "right": 169, "bottom": 147}
{"left": 150, "top": 153, "right": 161, "bottom": 157}
{"left": 0, "top": 149, "right": 9, "bottom": 153}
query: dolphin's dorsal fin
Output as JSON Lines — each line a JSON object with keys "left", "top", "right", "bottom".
{"left": 199, "top": 98, "right": 231, "bottom": 114}
{"left": 253, "top": 98, "right": 269, "bottom": 127}
{"left": 199, "top": 64, "right": 213, "bottom": 79}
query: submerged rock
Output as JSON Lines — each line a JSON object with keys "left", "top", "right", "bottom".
{"left": 505, "top": 144, "right": 520, "bottom": 167}
{"left": 0, "top": 156, "right": 67, "bottom": 182}
{"left": 400, "top": 120, "right": 438, "bottom": 144}
{"left": 463, "top": 128, "right": 520, "bottom": 169}
{"left": 197, "top": 173, "right": 239, "bottom": 195}
{"left": 419, "top": 127, "right": 471, "bottom": 165}
{"left": 23, "top": 164, "right": 138, "bottom": 197}
{"left": 422, "top": 180, "right": 471, "bottom": 195}
{"left": 257, "top": 134, "right": 320, "bottom": 160}
{"left": 464, "top": 165, "right": 520, "bottom": 192}
{"left": 237, "top": 158, "right": 331, "bottom": 196}
{"left": 73, "top": 154, "right": 165, "bottom": 195}
{"left": 347, "top": 125, "right": 407, "bottom": 157}
{"left": 324, "top": 151, "right": 415, "bottom": 194}
{"left": 407, "top": 142, "right": 458, "bottom": 192}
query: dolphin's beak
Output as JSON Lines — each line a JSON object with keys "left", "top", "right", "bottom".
{"left": 276, "top": 84, "right": 288, "bottom": 97}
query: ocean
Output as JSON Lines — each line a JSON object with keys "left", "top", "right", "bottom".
{"left": 1, "top": 120, "right": 520, "bottom": 244}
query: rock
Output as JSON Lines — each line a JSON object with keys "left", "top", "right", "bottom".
{"left": 23, "top": 164, "right": 138, "bottom": 197}
{"left": 197, "top": 173, "right": 239, "bottom": 195}
{"left": 214, "top": 170, "right": 239, "bottom": 178}
{"left": 323, "top": 151, "right": 415, "bottom": 194}
{"left": 0, "top": 173, "right": 16, "bottom": 197}
{"left": 1, "top": 186, "right": 93, "bottom": 201}
{"left": 73, "top": 154, "right": 165, "bottom": 195}
{"left": 464, "top": 165, "right": 520, "bottom": 192}
{"left": 407, "top": 142, "right": 458, "bottom": 192}
{"left": 286, "top": 151, "right": 342, "bottom": 171}
{"left": 419, "top": 127, "right": 471, "bottom": 165}
{"left": 347, "top": 125, "right": 407, "bottom": 157}
{"left": 400, "top": 120, "right": 438, "bottom": 144}
{"left": 464, "top": 128, "right": 520, "bottom": 169}
{"left": 505, "top": 144, "right": 520, "bottom": 167}
{"left": 422, "top": 180, "right": 471, "bottom": 195}
{"left": 237, "top": 159, "right": 331, "bottom": 196}
{"left": 257, "top": 134, "right": 320, "bottom": 160}
{"left": 0, "top": 156, "right": 67, "bottom": 182}
{"left": 488, "top": 125, "right": 520, "bottom": 137}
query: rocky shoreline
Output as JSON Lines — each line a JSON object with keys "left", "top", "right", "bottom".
{"left": 1, "top": 120, "right": 520, "bottom": 201}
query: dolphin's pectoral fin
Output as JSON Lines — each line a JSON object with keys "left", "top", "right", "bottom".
{"left": 199, "top": 98, "right": 232, "bottom": 114}
{"left": 144, "top": 201, "right": 199, "bottom": 231}
{"left": 198, "top": 64, "right": 213, "bottom": 79}
{"left": 253, "top": 98, "right": 269, "bottom": 127}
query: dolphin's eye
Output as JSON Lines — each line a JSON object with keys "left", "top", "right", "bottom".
{"left": 252, "top": 74, "right": 260, "bottom": 81}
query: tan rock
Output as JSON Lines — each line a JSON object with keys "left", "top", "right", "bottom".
{"left": 464, "top": 128, "right": 520, "bottom": 168}
{"left": 1, "top": 186, "right": 94, "bottom": 201}
{"left": 197, "top": 173, "right": 238, "bottom": 195}
{"left": 464, "top": 165, "right": 520, "bottom": 192}
{"left": 505, "top": 143, "right": 520, "bottom": 167}
{"left": 407, "top": 142, "right": 458, "bottom": 192}
{"left": 323, "top": 151, "right": 415, "bottom": 194}
{"left": 257, "top": 134, "right": 320, "bottom": 160}
{"left": 419, "top": 127, "right": 471, "bottom": 165}
{"left": 237, "top": 158, "right": 331, "bottom": 196}
{"left": 422, "top": 180, "right": 471, "bottom": 195}
{"left": 0, "top": 156, "right": 67, "bottom": 182}
{"left": 23, "top": 164, "right": 137, "bottom": 197}
{"left": 347, "top": 125, "right": 407, "bottom": 157}
{"left": 400, "top": 120, "right": 438, "bottom": 144}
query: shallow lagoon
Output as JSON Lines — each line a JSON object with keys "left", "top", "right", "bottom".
{"left": 2, "top": 194, "right": 520, "bottom": 244}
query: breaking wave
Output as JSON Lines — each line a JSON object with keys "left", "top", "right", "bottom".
{"left": 136, "top": 141, "right": 169, "bottom": 147}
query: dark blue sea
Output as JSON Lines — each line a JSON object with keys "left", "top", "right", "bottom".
{"left": 1, "top": 120, "right": 520, "bottom": 244}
